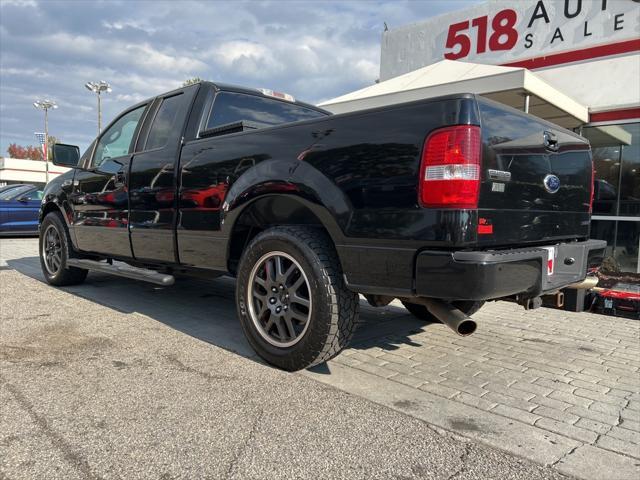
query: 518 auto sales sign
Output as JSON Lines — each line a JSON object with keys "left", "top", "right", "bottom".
{"left": 380, "top": 0, "right": 640, "bottom": 80}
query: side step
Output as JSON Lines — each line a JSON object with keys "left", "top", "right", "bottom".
{"left": 66, "top": 259, "right": 175, "bottom": 286}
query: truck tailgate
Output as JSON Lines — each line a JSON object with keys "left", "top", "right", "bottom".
{"left": 476, "top": 98, "right": 592, "bottom": 246}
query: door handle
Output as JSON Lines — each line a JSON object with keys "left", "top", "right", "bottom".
{"left": 114, "top": 171, "right": 126, "bottom": 187}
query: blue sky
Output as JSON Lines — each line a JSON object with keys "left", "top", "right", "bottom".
{"left": 0, "top": 0, "right": 479, "bottom": 155}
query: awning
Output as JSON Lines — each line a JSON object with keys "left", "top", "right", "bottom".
{"left": 320, "top": 60, "right": 590, "bottom": 130}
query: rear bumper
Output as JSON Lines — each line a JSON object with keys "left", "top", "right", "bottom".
{"left": 415, "top": 239, "right": 607, "bottom": 301}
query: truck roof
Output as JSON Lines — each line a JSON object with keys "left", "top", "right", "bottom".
{"left": 139, "top": 81, "right": 330, "bottom": 116}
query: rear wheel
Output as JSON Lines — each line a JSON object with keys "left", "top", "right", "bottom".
{"left": 402, "top": 300, "right": 484, "bottom": 322}
{"left": 39, "top": 212, "right": 88, "bottom": 286}
{"left": 236, "top": 226, "right": 359, "bottom": 371}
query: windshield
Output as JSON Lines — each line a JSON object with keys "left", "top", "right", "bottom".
{"left": 0, "top": 185, "right": 33, "bottom": 200}
{"left": 0, "top": 185, "right": 20, "bottom": 195}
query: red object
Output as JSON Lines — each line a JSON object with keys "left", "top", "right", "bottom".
{"left": 590, "top": 107, "right": 640, "bottom": 123}
{"left": 478, "top": 224, "right": 493, "bottom": 234}
{"left": 488, "top": 9, "right": 517, "bottom": 52}
{"left": 444, "top": 9, "right": 517, "bottom": 60}
{"left": 600, "top": 289, "right": 640, "bottom": 301}
{"left": 444, "top": 21, "right": 472, "bottom": 60}
{"left": 419, "top": 125, "right": 481, "bottom": 209}
{"left": 593, "top": 283, "right": 640, "bottom": 319}
{"left": 6, "top": 143, "right": 44, "bottom": 161}
{"left": 501, "top": 38, "right": 640, "bottom": 70}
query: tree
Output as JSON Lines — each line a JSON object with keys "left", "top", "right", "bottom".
{"left": 7, "top": 143, "right": 43, "bottom": 160}
{"left": 182, "top": 77, "right": 203, "bottom": 86}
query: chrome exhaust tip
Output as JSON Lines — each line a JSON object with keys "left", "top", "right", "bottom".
{"left": 422, "top": 299, "right": 477, "bottom": 337}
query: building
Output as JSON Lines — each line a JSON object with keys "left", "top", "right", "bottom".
{"left": 322, "top": 0, "right": 639, "bottom": 273}
{"left": 0, "top": 157, "right": 69, "bottom": 188}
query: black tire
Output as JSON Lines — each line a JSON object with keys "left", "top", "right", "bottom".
{"left": 402, "top": 300, "right": 484, "bottom": 322}
{"left": 39, "top": 212, "right": 88, "bottom": 286}
{"left": 236, "top": 226, "right": 359, "bottom": 371}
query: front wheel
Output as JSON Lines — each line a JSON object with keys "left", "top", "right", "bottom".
{"left": 236, "top": 226, "right": 359, "bottom": 371}
{"left": 39, "top": 212, "right": 88, "bottom": 286}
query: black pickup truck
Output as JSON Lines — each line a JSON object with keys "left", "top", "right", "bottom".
{"left": 42, "top": 81, "right": 605, "bottom": 370}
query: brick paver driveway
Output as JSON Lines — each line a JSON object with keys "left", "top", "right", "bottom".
{"left": 2, "top": 238, "right": 639, "bottom": 479}
{"left": 306, "top": 299, "right": 640, "bottom": 479}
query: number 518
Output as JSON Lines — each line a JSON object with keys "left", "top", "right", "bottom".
{"left": 444, "top": 9, "right": 518, "bottom": 60}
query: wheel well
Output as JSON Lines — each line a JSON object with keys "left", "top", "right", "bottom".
{"left": 227, "top": 196, "right": 332, "bottom": 274}
{"left": 40, "top": 202, "right": 63, "bottom": 223}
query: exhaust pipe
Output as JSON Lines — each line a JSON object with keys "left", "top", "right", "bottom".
{"left": 421, "top": 299, "right": 477, "bottom": 336}
{"left": 566, "top": 276, "right": 599, "bottom": 290}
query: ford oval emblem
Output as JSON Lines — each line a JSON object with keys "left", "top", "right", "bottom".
{"left": 543, "top": 174, "right": 561, "bottom": 194}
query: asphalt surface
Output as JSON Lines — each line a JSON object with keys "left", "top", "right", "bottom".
{"left": 0, "top": 264, "right": 571, "bottom": 479}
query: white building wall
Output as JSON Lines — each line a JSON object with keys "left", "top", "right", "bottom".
{"left": 380, "top": 0, "right": 640, "bottom": 113}
{"left": 532, "top": 54, "right": 640, "bottom": 112}
{"left": 0, "top": 157, "right": 69, "bottom": 186}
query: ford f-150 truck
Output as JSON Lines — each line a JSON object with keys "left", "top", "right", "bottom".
{"left": 41, "top": 81, "right": 606, "bottom": 370}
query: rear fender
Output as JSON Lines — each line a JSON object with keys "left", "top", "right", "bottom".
{"left": 221, "top": 159, "right": 350, "bottom": 244}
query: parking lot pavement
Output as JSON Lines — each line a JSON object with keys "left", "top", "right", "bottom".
{"left": 1, "top": 238, "right": 639, "bottom": 480}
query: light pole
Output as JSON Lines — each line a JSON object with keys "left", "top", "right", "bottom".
{"left": 85, "top": 81, "right": 112, "bottom": 135}
{"left": 33, "top": 99, "right": 57, "bottom": 183}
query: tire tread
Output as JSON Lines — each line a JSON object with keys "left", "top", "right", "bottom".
{"left": 237, "top": 226, "right": 359, "bottom": 370}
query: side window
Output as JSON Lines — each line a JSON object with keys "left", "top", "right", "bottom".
{"left": 204, "top": 92, "right": 326, "bottom": 132}
{"left": 93, "top": 105, "right": 146, "bottom": 167}
{"left": 26, "top": 190, "right": 44, "bottom": 200}
{"left": 146, "top": 94, "right": 183, "bottom": 150}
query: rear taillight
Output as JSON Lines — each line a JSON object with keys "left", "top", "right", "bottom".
{"left": 419, "top": 125, "right": 481, "bottom": 209}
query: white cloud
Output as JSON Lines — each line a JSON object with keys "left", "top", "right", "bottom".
{"left": 0, "top": 0, "right": 37, "bottom": 7}
{"left": 102, "top": 19, "right": 157, "bottom": 35}
{"left": 0, "top": 0, "right": 482, "bottom": 154}
{"left": 210, "top": 40, "right": 284, "bottom": 77}
{"left": 31, "top": 32, "right": 207, "bottom": 74}
{"left": 116, "top": 93, "right": 147, "bottom": 104}
{"left": 2, "top": 67, "right": 51, "bottom": 78}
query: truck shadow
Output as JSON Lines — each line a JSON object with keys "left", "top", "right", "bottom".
{"left": 6, "top": 256, "right": 436, "bottom": 369}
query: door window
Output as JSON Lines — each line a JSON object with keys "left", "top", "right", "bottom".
{"left": 93, "top": 105, "right": 146, "bottom": 167}
{"left": 24, "top": 190, "right": 44, "bottom": 200}
{"left": 146, "top": 94, "right": 183, "bottom": 150}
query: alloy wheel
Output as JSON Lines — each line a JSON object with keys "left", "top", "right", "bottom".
{"left": 42, "top": 225, "right": 63, "bottom": 275}
{"left": 247, "top": 251, "right": 312, "bottom": 348}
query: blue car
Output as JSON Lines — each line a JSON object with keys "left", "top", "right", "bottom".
{"left": 0, "top": 184, "right": 44, "bottom": 236}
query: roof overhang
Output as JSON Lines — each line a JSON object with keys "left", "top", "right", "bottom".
{"left": 320, "top": 60, "right": 590, "bottom": 130}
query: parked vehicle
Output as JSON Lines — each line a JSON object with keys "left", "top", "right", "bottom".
{"left": 590, "top": 283, "right": 640, "bottom": 320}
{"left": 0, "top": 184, "right": 24, "bottom": 195}
{"left": 39, "top": 82, "right": 606, "bottom": 370}
{"left": 0, "top": 184, "right": 43, "bottom": 235}
{"left": 0, "top": 183, "right": 40, "bottom": 196}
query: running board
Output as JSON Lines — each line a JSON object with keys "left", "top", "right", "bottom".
{"left": 66, "top": 259, "right": 175, "bottom": 286}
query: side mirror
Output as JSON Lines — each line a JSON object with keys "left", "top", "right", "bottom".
{"left": 16, "top": 196, "right": 29, "bottom": 203}
{"left": 51, "top": 143, "right": 81, "bottom": 168}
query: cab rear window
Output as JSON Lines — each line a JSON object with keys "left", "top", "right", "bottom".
{"left": 205, "top": 92, "right": 326, "bottom": 132}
